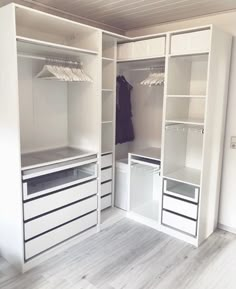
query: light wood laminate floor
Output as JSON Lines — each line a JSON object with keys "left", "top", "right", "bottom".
{"left": 1, "top": 218, "right": 236, "bottom": 289}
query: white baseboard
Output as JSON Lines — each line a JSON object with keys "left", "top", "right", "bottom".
{"left": 218, "top": 223, "right": 236, "bottom": 234}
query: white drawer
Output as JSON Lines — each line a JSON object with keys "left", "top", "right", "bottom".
{"left": 25, "top": 196, "right": 97, "bottom": 240}
{"left": 101, "top": 154, "right": 113, "bottom": 169}
{"left": 170, "top": 29, "right": 211, "bottom": 55}
{"left": 25, "top": 211, "right": 97, "bottom": 260}
{"left": 163, "top": 179, "right": 199, "bottom": 203}
{"left": 163, "top": 195, "right": 198, "bottom": 219}
{"left": 101, "top": 194, "right": 112, "bottom": 210}
{"left": 117, "top": 42, "right": 134, "bottom": 59}
{"left": 101, "top": 167, "right": 112, "bottom": 183}
{"left": 147, "top": 37, "right": 165, "bottom": 57}
{"left": 101, "top": 181, "right": 112, "bottom": 197}
{"left": 24, "top": 180, "right": 97, "bottom": 220}
{"left": 162, "top": 210, "right": 197, "bottom": 236}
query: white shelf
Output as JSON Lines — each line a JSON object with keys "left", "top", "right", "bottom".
{"left": 101, "top": 150, "right": 113, "bottom": 155}
{"left": 166, "top": 118, "right": 204, "bottom": 126}
{"left": 117, "top": 55, "right": 165, "bottom": 63}
{"left": 164, "top": 167, "right": 201, "bottom": 187}
{"left": 102, "top": 121, "right": 113, "bottom": 124}
{"left": 17, "top": 36, "right": 98, "bottom": 59}
{"left": 168, "top": 51, "right": 209, "bottom": 58}
{"left": 167, "top": 95, "right": 206, "bottom": 98}
{"left": 102, "top": 57, "right": 114, "bottom": 62}
{"left": 102, "top": 89, "right": 113, "bottom": 92}
{"left": 21, "top": 147, "right": 96, "bottom": 170}
{"left": 130, "top": 147, "right": 161, "bottom": 161}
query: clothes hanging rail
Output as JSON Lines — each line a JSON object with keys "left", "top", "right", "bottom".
{"left": 18, "top": 53, "right": 93, "bottom": 82}
{"left": 120, "top": 65, "right": 165, "bottom": 73}
{"left": 165, "top": 124, "right": 204, "bottom": 134}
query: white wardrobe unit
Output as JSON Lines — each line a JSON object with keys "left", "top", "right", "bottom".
{"left": 161, "top": 27, "right": 232, "bottom": 245}
{"left": 100, "top": 33, "right": 117, "bottom": 217}
{"left": 0, "top": 4, "right": 101, "bottom": 271}
{"left": 0, "top": 2, "right": 233, "bottom": 272}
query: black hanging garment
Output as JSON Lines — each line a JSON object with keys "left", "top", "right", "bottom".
{"left": 116, "top": 75, "right": 135, "bottom": 144}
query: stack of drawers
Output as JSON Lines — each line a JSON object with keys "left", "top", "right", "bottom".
{"left": 162, "top": 179, "right": 199, "bottom": 236}
{"left": 101, "top": 153, "right": 113, "bottom": 210}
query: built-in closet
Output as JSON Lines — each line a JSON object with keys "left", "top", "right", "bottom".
{"left": 0, "top": 2, "right": 232, "bottom": 272}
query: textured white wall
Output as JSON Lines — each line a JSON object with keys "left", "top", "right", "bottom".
{"left": 126, "top": 11, "right": 236, "bottom": 232}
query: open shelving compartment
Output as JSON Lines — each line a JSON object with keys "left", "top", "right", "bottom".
{"left": 167, "top": 53, "right": 209, "bottom": 97}
{"left": 17, "top": 34, "right": 100, "bottom": 168}
{"left": 163, "top": 123, "right": 204, "bottom": 187}
{"left": 15, "top": 5, "right": 100, "bottom": 54}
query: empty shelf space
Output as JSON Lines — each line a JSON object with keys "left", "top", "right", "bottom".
{"left": 166, "top": 118, "right": 204, "bottom": 125}
{"left": 164, "top": 167, "right": 201, "bottom": 187}
{"left": 17, "top": 36, "right": 98, "bottom": 59}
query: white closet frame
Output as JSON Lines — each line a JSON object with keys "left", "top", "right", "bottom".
{"left": 0, "top": 2, "right": 232, "bottom": 272}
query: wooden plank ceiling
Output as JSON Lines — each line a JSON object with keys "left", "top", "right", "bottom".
{"left": 24, "top": 0, "right": 236, "bottom": 32}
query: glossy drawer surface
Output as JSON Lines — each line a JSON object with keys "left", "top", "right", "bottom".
{"left": 101, "top": 167, "right": 112, "bottom": 183}
{"left": 25, "top": 196, "right": 97, "bottom": 240}
{"left": 24, "top": 180, "right": 97, "bottom": 220}
{"left": 170, "top": 29, "right": 210, "bottom": 55}
{"left": 163, "top": 195, "right": 198, "bottom": 219}
{"left": 101, "top": 195, "right": 112, "bottom": 210}
{"left": 101, "top": 154, "right": 113, "bottom": 169}
{"left": 25, "top": 211, "right": 97, "bottom": 260}
{"left": 162, "top": 210, "right": 197, "bottom": 236}
{"left": 101, "top": 181, "right": 112, "bottom": 197}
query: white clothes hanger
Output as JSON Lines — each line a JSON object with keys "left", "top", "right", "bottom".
{"left": 140, "top": 67, "right": 165, "bottom": 87}
{"left": 36, "top": 59, "right": 93, "bottom": 82}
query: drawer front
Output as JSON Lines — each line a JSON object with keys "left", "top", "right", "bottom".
{"left": 25, "top": 196, "right": 97, "bottom": 240}
{"left": 25, "top": 211, "right": 97, "bottom": 260}
{"left": 101, "top": 154, "right": 113, "bottom": 169}
{"left": 101, "top": 168, "right": 112, "bottom": 183}
{"left": 163, "top": 179, "right": 199, "bottom": 203}
{"left": 101, "top": 195, "right": 112, "bottom": 210}
{"left": 170, "top": 29, "right": 210, "bottom": 55}
{"left": 162, "top": 210, "right": 197, "bottom": 236}
{"left": 24, "top": 180, "right": 97, "bottom": 220}
{"left": 147, "top": 37, "right": 165, "bottom": 57}
{"left": 163, "top": 195, "right": 198, "bottom": 219}
{"left": 117, "top": 42, "right": 133, "bottom": 59}
{"left": 101, "top": 181, "right": 112, "bottom": 197}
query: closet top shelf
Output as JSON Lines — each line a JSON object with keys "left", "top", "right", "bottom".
{"left": 21, "top": 147, "right": 97, "bottom": 170}
{"left": 130, "top": 147, "right": 161, "bottom": 161}
{"left": 16, "top": 36, "right": 98, "bottom": 59}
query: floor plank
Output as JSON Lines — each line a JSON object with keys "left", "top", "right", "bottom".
{"left": 0, "top": 219, "right": 236, "bottom": 289}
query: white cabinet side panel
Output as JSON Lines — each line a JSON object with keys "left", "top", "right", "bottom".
{"left": 0, "top": 4, "right": 24, "bottom": 270}
{"left": 198, "top": 27, "right": 232, "bottom": 244}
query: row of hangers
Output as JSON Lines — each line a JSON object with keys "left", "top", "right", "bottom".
{"left": 36, "top": 59, "right": 93, "bottom": 82}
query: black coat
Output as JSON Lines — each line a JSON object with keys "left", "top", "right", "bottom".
{"left": 116, "top": 76, "right": 135, "bottom": 144}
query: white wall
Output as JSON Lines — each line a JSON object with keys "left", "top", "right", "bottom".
{"left": 126, "top": 11, "right": 236, "bottom": 232}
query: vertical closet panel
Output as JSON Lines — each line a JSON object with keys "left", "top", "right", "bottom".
{"left": 0, "top": 4, "right": 24, "bottom": 269}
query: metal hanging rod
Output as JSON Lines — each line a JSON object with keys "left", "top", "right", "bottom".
{"left": 18, "top": 53, "right": 81, "bottom": 65}
{"left": 120, "top": 65, "right": 165, "bottom": 73}
{"left": 165, "top": 124, "right": 204, "bottom": 134}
